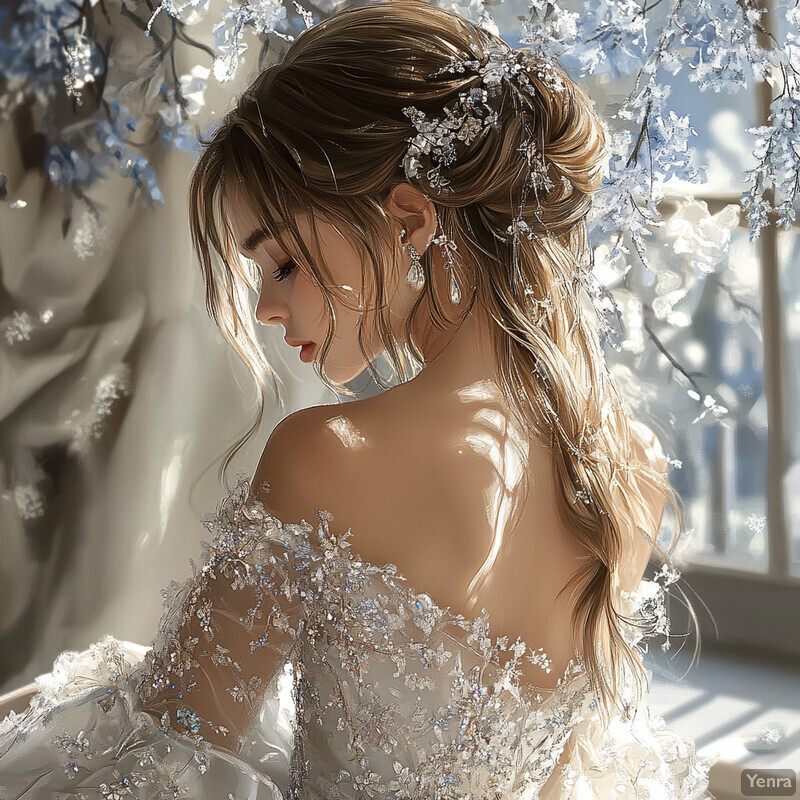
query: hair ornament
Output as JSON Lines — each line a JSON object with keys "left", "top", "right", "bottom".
{"left": 400, "top": 42, "right": 565, "bottom": 197}
{"left": 397, "top": 40, "right": 606, "bottom": 330}
{"left": 430, "top": 41, "right": 566, "bottom": 97}
{"left": 401, "top": 87, "right": 495, "bottom": 195}
{"left": 524, "top": 288, "right": 556, "bottom": 325}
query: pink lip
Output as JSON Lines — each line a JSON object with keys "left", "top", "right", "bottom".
{"left": 284, "top": 337, "right": 315, "bottom": 362}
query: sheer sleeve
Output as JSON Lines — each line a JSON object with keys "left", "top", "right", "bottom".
{"left": 133, "top": 480, "right": 318, "bottom": 753}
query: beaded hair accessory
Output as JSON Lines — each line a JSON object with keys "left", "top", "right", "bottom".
{"left": 400, "top": 42, "right": 568, "bottom": 300}
{"left": 401, "top": 42, "right": 566, "bottom": 201}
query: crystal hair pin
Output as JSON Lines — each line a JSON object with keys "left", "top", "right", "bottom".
{"left": 397, "top": 42, "right": 597, "bottom": 324}
{"left": 400, "top": 43, "right": 565, "bottom": 196}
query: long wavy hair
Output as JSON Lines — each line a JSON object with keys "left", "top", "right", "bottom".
{"left": 188, "top": 0, "right": 699, "bottom": 723}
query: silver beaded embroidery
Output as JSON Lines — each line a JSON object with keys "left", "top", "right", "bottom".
{"left": 0, "top": 480, "right": 713, "bottom": 799}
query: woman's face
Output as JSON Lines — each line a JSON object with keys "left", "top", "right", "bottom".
{"left": 227, "top": 191, "right": 400, "bottom": 385}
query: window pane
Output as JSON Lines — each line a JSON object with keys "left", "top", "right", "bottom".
{"left": 777, "top": 231, "right": 800, "bottom": 574}
{"left": 661, "top": 66, "right": 760, "bottom": 198}
{"left": 607, "top": 223, "right": 768, "bottom": 571}
{"left": 682, "top": 227, "right": 767, "bottom": 569}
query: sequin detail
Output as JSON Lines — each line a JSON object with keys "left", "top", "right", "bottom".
{"left": 0, "top": 480, "right": 714, "bottom": 799}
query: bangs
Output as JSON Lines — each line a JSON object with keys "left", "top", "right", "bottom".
{"left": 221, "top": 125, "right": 316, "bottom": 278}
{"left": 216, "top": 121, "right": 400, "bottom": 309}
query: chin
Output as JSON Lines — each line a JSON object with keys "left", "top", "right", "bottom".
{"left": 322, "top": 361, "right": 374, "bottom": 390}
{"left": 333, "top": 368, "right": 371, "bottom": 387}
{"left": 320, "top": 344, "right": 387, "bottom": 389}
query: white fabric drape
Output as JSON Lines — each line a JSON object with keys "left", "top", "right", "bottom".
{"left": 0, "top": 5, "right": 342, "bottom": 693}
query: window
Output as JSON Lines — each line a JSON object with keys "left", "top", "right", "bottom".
{"left": 588, "top": 5, "right": 800, "bottom": 663}
{"left": 501, "top": 1, "right": 800, "bottom": 662}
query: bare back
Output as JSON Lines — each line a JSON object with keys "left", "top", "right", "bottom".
{"left": 264, "top": 376, "right": 647, "bottom": 693}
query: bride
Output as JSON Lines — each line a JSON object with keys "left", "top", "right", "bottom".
{"left": 0, "top": 1, "right": 714, "bottom": 797}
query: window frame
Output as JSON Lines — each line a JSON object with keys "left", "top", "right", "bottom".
{"left": 656, "top": 167, "right": 799, "bottom": 662}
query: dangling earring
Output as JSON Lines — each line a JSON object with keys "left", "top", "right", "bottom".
{"left": 400, "top": 228, "right": 425, "bottom": 290}
{"left": 432, "top": 223, "right": 461, "bottom": 306}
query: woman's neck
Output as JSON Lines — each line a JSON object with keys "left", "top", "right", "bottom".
{"left": 410, "top": 303, "right": 501, "bottom": 396}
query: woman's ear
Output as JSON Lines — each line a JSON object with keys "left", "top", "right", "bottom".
{"left": 385, "top": 184, "right": 437, "bottom": 252}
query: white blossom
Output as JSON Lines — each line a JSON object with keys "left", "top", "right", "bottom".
{"left": 14, "top": 484, "right": 45, "bottom": 520}
{"left": 69, "top": 364, "right": 134, "bottom": 455}
{"left": 4, "top": 311, "right": 34, "bottom": 344}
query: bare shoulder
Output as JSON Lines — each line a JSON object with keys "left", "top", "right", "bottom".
{"left": 250, "top": 404, "right": 357, "bottom": 526}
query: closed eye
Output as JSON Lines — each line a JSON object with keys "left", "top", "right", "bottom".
{"left": 273, "top": 259, "right": 297, "bottom": 282}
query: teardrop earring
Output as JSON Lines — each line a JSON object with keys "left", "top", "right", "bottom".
{"left": 432, "top": 223, "right": 461, "bottom": 306}
{"left": 399, "top": 228, "right": 425, "bottom": 290}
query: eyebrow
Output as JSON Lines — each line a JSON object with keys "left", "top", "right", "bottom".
{"left": 241, "top": 222, "right": 291, "bottom": 253}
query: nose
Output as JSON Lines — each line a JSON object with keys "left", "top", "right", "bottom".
{"left": 255, "top": 293, "right": 291, "bottom": 326}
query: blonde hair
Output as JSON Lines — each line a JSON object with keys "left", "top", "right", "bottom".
{"left": 189, "top": 0, "right": 698, "bottom": 723}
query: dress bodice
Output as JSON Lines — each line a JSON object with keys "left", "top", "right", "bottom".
{"left": 0, "top": 480, "right": 714, "bottom": 799}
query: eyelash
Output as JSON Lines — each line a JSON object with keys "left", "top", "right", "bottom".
{"left": 272, "top": 259, "right": 297, "bottom": 282}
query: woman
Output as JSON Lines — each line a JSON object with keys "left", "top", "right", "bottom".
{"left": 0, "top": 1, "right": 714, "bottom": 796}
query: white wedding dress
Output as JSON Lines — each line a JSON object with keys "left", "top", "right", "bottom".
{"left": 0, "top": 480, "right": 714, "bottom": 799}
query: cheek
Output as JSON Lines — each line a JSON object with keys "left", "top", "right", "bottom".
{"left": 290, "top": 270, "right": 327, "bottom": 328}
{"left": 293, "top": 263, "right": 362, "bottom": 332}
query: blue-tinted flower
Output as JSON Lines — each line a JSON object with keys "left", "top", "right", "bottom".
{"left": 45, "top": 143, "right": 93, "bottom": 186}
